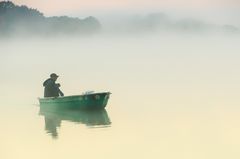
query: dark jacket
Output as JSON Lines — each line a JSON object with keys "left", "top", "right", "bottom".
{"left": 43, "top": 78, "right": 64, "bottom": 97}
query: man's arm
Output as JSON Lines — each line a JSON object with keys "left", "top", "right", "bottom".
{"left": 55, "top": 83, "right": 64, "bottom": 96}
{"left": 59, "top": 89, "right": 64, "bottom": 96}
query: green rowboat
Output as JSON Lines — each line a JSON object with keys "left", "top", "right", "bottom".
{"left": 38, "top": 92, "right": 111, "bottom": 109}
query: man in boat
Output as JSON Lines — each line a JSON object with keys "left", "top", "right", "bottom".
{"left": 43, "top": 73, "right": 64, "bottom": 97}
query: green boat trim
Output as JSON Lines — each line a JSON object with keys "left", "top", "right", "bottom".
{"left": 38, "top": 92, "right": 111, "bottom": 109}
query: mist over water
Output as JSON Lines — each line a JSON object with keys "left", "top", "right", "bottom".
{"left": 1, "top": 9, "right": 240, "bottom": 158}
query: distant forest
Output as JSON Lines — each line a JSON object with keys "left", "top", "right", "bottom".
{"left": 0, "top": 1, "right": 101, "bottom": 36}
{"left": 106, "top": 13, "right": 239, "bottom": 34}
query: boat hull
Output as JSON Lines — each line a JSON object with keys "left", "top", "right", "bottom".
{"left": 39, "top": 92, "right": 110, "bottom": 110}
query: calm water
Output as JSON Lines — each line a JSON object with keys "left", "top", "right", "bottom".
{"left": 1, "top": 34, "right": 240, "bottom": 159}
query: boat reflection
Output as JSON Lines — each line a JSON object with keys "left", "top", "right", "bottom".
{"left": 39, "top": 106, "right": 111, "bottom": 138}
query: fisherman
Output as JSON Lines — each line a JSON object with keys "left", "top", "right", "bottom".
{"left": 43, "top": 73, "right": 64, "bottom": 97}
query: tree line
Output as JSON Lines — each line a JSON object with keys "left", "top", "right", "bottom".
{"left": 0, "top": 1, "right": 101, "bottom": 36}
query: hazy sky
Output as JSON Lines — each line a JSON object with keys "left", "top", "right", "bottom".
{"left": 12, "top": 0, "right": 240, "bottom": 26}
{"left": 13, "top": 0, "right": 239, "bottom": 15}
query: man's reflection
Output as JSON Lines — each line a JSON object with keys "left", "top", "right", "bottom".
{"left": 44, "top": 116, "right": 61, "bottom": 138}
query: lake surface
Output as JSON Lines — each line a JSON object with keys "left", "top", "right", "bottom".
{"left": 1, "top": 34, "right": 240, "bottom": 159}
